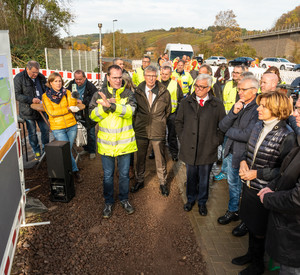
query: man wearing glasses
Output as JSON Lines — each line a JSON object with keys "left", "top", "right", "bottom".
{"left": 89, "top": 65, "right": 137, "bottom": 218}
{"left": 175, "top": 74, "right": 225, "bottom": 216}
{"left": 223, "top": 65, "right": 246, "bottom": 113}
{"left": 214, "top": 65, "right": 246, "bottom": 182}
{"left": 217, "top": 76, "right": 259, "bottom": 225}
{"left": 14, "top": 61, "right": 49, "bottom": 160}
{"left": 132, "top": 56, "right": 151, "bottom": 87}
{"left": 131, "top": 65, "right": 171, "bottom": 196}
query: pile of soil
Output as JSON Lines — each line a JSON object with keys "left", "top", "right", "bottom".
{"left": 12, "top": 152, "right": 207, "bottom": 274}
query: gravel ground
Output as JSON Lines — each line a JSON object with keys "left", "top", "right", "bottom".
{"left": 11, "top": 151, "right": 207, "bottom": 275}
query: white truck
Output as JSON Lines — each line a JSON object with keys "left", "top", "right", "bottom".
{"left": 164, "top": 43, "right": 194, "bottom": 61}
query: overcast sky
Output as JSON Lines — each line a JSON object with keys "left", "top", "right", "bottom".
{"left": 61, "top": 0, "right": 299, "bottom": 37}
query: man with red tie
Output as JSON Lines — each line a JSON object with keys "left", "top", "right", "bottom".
{"left": 175, "top": 74, "right": 226, "bottom": 215}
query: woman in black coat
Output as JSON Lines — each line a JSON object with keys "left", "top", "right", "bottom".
{"left": 258, "top": 98, "right": 300, "bottom": 275}
{"left": 232, "top": 91, "right": 296, "bottom": 275}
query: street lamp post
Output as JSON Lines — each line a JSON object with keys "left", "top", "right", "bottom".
{"left": 98, "top": 23, "right": 102, "bottom": 88}
{"left": 113, "top": 19, "right": 118, "bottom": 58}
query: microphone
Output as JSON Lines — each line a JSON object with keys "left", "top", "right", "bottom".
{"left": 71, "top": 84, "right": 80, "bottom": 99}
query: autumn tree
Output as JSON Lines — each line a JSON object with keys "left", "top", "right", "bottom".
{"left": 0, "top": 0, "right": 74, "bottom": 66}
{"left": 274, "top": 5, "right": 300, "bottom": 28}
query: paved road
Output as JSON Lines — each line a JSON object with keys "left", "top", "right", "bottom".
{"left": 173, "top": 161, "right": 279, "bottom": 275}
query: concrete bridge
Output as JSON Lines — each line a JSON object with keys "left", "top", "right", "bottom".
{"left": 241, "top": 25, "right": 300, "bottom": 59}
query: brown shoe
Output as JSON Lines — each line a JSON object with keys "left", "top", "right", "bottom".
{"left": 74, "top": 171, "right": 83, "bottom": 183}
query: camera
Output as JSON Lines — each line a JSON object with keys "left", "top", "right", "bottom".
{"left": 277, "top": 84, "right": 300, "bottom": 105}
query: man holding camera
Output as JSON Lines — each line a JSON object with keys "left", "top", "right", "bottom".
{"left": 67, "top": 70, "right": 97, "bottom": 159}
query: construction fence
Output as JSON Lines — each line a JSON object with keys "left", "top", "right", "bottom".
{"left": 45, "top": 48, "right": 99, "bottom": 72}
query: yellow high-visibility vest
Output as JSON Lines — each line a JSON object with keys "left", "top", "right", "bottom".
{"left": 90, "top": 86, "right": 137, "bottom": 157}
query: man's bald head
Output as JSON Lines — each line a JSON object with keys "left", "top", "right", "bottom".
{"left": 260, "top": 72, "right": 279, "bottom": 93}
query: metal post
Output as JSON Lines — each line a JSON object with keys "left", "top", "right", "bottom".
{"left": 90, "top": 51, "right": 93, "bottom": 72}
{"left": 113, "top": 19, "right": 117, "bottom": 58}
{"left": 44, "top": 48, "right": 49, "bottom": 70}
{"left": 59, "top": 48, "right": 63, "bottom": 71}
{"left": 78, "top": 50, "right": 81, "bottom": 69}
{"left": 98, "top": 23, "right": 102, "bottom": 87}
{"left": 85, "top": 50, "right": 88, "bottom": 72}
{"left": 70, "top": 49, "right": 73, "bottom": 72}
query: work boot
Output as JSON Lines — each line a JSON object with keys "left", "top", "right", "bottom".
{"left": 238, "top": 235, "right": 265, "bottom": 275}
{"left": 232, "top": 231, "right": 254, "bottom": 265}
{"left": 217, "top": 210, "right": 239, "bottom": 225}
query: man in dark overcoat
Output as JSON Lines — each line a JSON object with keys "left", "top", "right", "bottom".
{"left": 175, "top": 74, "right": 225, "bottom": 215}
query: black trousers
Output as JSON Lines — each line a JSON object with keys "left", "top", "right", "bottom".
{"left": 167, "top": 112, "right": 178, "bottom": 157}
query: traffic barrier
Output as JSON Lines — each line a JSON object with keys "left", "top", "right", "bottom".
{"left": 12, "top": 67, "right": 300, "bottom": 85}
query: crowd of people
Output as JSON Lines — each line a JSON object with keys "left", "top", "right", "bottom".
{"left": 15, "top": 57, "right": 300, "bottom": 275}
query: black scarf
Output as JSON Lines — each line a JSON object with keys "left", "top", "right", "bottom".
{"left": 46, "top": 87, "right": 67, "bottom": 104}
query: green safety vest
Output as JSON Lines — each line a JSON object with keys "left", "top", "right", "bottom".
{"left": 223, "top": 80, "right": 238, "bottom": 113}
{"left": 171, "top": 70, "right": 193, "bottom": 96}
{"left": 90, "top": 86, "right": 137, "bottom": 157}
{"left": 132, "top": 67, "right": 145, "bottom": 87}
{"left": 167, "top": 80, "right": 179, "bottom": 113}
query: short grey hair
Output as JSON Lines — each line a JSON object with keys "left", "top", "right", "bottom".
{"left": 113, "top": 58, "right": 123, "bottom": 64}
{"left": 74, "top": 69, "right": 86, "bottom": 78}
{"left": 144, "top": 65, "right": 158, "bottom": 76}
{"left": 241, "top": 71, "right": 254, "bottom": 78}
{"left": 161, "top": 65, "right": 172, "bottom": 73}
{"left": 195, "top": 73, "right": 212, "bottom": 87}
{"left": 26, "top": 61, "right": 40, "bottom": 70}
{"left": 240, "top": 76, "right": 259, "bottom": 89}
{"left": 199, "top": 64, "right": 212, "bottom": 75}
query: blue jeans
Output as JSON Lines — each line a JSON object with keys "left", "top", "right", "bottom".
{"left": 220, "top": 137, "right": 228, "bottom": 174}
{"left": 227, "top": 153, "right": 242, "bottom": 212}
{"left": 186, "top": 163, "right": 213, "bottom": 206}
{"left": 25, "top": 117, "right": 49, "bottom": 154}
{"left": 52, "top": 124, "right": 78, "bottom": 172}
{"left": 83, "top": 126, "right": 96, "bottom": 153}
{"left": 101, "top": 154, "right": 131, "bottom": 204}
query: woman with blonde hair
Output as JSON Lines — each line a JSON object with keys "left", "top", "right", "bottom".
{"left": 232, "top": 91, "right": 296, "bottom": 275}
{"left": 42, "top": 72, "right": 83, "bottom": 182}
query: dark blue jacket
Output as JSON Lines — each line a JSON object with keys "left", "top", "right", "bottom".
{"left": 219, "top": 98, "right": 258, "bottom": 168}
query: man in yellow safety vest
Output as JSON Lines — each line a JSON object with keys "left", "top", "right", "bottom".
{"left": 160, "top": 65, "right": 183, "bottom": 161}
{"left": 132, "top": 56, "right": 151, "bottom": 87}
{"left": 89, "top": 65, "right": 137, "bottom": 219}
{"left": 171, "top": 60, "right": 193, "bottom": 97}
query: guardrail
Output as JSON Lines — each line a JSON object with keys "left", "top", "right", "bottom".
{"left": 241, "top": 24, "right": 300, "bottom": 39}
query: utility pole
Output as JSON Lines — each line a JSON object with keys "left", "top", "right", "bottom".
{"left": 113, "top": 19, "right": 118, "bottom": 58}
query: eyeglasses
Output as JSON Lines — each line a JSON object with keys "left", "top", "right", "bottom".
{"left": 194, "top": 84, "right": 209, "bottom": 90}
{"left": 110, "top": 76, "right": 122, "bottom": 80}
{"left": 145, "top": 75, "right": 157, "bottom": 78}
{"left": 232, "top": 71, "right": 241, "bottom": 74}
{"left": 237, "top": 87, "right": 255, "bottom": 92}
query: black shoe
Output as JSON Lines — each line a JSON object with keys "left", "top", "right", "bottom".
{"left": 232, "top": 221, "right": 249, "bottom": 237}
{"left": 103, "top": 204, "right": 113, "bottom": 219}
{"left": 217, "top": 210, "right": 239, "bottom": 225}
{"left": 199, "top": 204, "right": 207, "bottom": 216}
{"left": 160, "top": 184, "right": 169, "bottom": 197}
{"left": 232, "top": 253, "right": 252, "bottom": 266}
{"left": 184, "top": 201, "right": 195, "bottom": 212}
{"left": 120, "top": 200, "right": 135, "bottom": 215}
{"left": 148, "top": 152, "right": 155, "bottom": 159}
{"left": 130, "top": 181, "right": 144, "bottom": 193}
{"left": 238, "top": 263, "right": 264, "bottom": 275}
{"left": 172, "top": 156, "right": 178, "bottom": 161}
{"left": 74, "top": 171, "right": 83, "bottom": 183}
